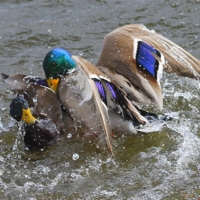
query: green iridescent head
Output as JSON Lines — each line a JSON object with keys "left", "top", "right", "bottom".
{"left": 43, "top": 48, "right": 76, "bottom": 79}
{"left": 10, "top": 96, "right": 39, "bottom": 124}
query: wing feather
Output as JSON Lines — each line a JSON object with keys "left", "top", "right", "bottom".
{"left": 72, "top": 56, "right": 114, "bottom": 156}
{"left": 96, "top": 24, "right": 200, "bottom": 109}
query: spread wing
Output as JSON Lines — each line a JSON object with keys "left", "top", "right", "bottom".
{"left": 96, "top": 24, "right": 200, "bottom": 110}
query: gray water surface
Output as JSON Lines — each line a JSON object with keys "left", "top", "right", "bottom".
{"left": 0, "top": 0, "right": 200, "bottom": 199}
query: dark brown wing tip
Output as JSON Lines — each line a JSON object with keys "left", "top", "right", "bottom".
{"left": 1, "top": 73, "right": 9, "bottom": 80}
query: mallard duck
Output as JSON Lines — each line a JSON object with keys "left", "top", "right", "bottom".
{"left": 44, "top": 52, "right": 138, "bottom": 155}
{"left": 2, "top": 73, "right": 71, "bottom": 150}
{"left": 42, "top": 24, "right": 200, "bottom": 155}
{"left": 9, "top": 96, "right": 64, "bottom": 150}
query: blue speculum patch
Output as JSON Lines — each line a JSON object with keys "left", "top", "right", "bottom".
{"left": 105, "top": 82, "right": 117, "bottom": 100}
{"left": 93, "top": 78, "right": 107, "bottom": 105}
{"left": 36, "top": 79, "right": 48, "bottom": 87}
{"left": 93, "top": 78, "right": 120, "bottom": 106}
{"left": 136, "top": 41, "right": 161, "bottom": 77}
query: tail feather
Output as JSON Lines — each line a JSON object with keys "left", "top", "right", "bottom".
{"left": 1, "top": 73, "right": 9, "bottom": 80}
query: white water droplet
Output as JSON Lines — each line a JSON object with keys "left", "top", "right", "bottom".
{"left": 67, "top": 133, "right": 72, "bottom": 138}
{"left": 65, "top": 162, "right": 69, "bottom": 167}
{"left": 72, "top": 153, "right": 79, "bottom": 160}
{"left": 33, "top": 98, "right": 37, "bottom": 103}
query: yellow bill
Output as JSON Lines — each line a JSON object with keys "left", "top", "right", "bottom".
{"left": 47, "top": 78, "right": 60, "bottom": 92}
{"left": 22, "top": 108, "right": 39, "bottom": 124}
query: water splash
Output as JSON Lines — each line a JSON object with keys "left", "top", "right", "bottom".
{"left": 72, "top": 153, "right": 79, "bottom": 160}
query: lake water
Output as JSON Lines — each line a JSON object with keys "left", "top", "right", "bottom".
{"left": 0, "top": 0, "right": 200, "bottom": 199}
